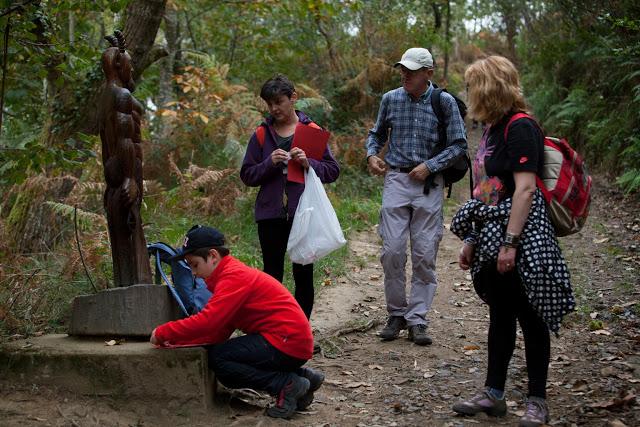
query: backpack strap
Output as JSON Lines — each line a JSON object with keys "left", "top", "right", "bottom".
{"left": 255, "top": 125, "right": 266, "bottom": 147}
{"left": 429, "top": 88, "right": 460, "bottom": 197}
{"left": 256, "top": 121, "right": 321, "bottom": 147}
{"left": 503, "top": 112, "right": 552, "bottom": 201}
{"left": 465, "top": 154, "right": 473, "bottom": 199}
{"left": 154, "top": 251, "right": 189, "bottom": 316}
{"left": 147, "top": 242, "right": 189, "bottom": 317}
{"left": 430, "top": 88, "right": 447, "bottom": 147}
{"left": 503, "top": 112, "right": 533, "bottom": 141}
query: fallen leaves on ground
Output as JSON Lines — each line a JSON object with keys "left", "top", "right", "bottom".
{"left": 589, "top": 393, "right": 636, "bottom": 411}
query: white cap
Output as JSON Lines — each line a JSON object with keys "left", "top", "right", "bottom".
{"left": 394, "top": 48, "right": 434, "bottom": 70}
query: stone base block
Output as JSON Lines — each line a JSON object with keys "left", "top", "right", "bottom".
{"left": 0, "top": 335, "right": 214, "bottom": 412}
{"left": 69, "top": 284, "right": 182, "bottom": 337}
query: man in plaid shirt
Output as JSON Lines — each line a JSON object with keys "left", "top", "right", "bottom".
{"left": 366, "top": 47, "right": 467, "bottom": 345}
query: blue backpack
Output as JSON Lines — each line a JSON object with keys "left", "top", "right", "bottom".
{"left": 147, "top": 242, "right": 213, "bottom": 317}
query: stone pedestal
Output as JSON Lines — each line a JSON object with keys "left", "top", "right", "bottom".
{"left": 69, "top": 284, "right": 182, "bottom": 336}
{"left": 0, "top": 335, "right": 215, "bottom": 412}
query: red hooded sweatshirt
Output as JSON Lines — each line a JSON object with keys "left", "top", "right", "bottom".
{"left": 154, "top": 256, "right": 313, "bottom": 360}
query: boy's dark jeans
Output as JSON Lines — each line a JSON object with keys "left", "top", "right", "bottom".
{"left": 258, "top": 218, "right": 314, "bottom": 318}
{"left": 207, "top": 334, "right": 306, "bottom": 395}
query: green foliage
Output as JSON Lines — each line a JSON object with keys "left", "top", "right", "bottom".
{"left": 0, "top": 1, "right": 121, "bottom": 183}
{"left": 520, "top": 1, "right": 640, "bottom": 191}
{"left": 295, "top": 97, "right": 333, "bottom": 127}
{"left": 43, "top": 201, "right": 105, "bottom": 231}
{"left": 617, "top": 168, "right": 640, "bottom": 193}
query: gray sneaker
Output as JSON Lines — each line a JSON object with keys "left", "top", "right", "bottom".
{"left": 296, "top": 367, "right": 325, "bottom": 410}
{"left": 452, "top": 390, "right": 507, "bottom": 417}
{"left": 266, "top": 376, "right": 310, "bottom": 419}
{"left": 408, "top": 324, "right": 432, "bottom": 345}
{"left": 519, "top": 397, "right": 550, "bottom": 427}
{"left": 379, "top": 316, "right": 406, "bottom": 340}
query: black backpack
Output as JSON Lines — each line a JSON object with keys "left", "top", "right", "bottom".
{"left": 429, "top": 86, "right": 472, "bottom": 198}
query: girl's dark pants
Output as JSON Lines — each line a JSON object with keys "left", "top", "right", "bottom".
{"left": 479, "top": 267, "right": 550, "bottom": 398}
{"left": 258, "top": 218, "right": 314, "bottom": 318}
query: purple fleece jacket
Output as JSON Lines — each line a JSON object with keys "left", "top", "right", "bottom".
{"left": 240, "top": 111, "right": 340, "bottom": 222}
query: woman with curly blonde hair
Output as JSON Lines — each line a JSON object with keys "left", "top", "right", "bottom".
{"left": 450, "top": 56, "right": 574, "bottom": 427}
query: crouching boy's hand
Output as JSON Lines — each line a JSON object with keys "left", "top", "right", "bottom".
{"left": 150, "top": 328, "right": 159, "bottom": 346}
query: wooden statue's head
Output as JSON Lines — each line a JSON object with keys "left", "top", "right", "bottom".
{"left": 102, "top": 30, "right": 135, "bottom": 92}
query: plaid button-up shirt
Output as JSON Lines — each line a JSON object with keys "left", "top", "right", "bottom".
{"left": 366, "top": 83, "right": 467, "bottom": 173}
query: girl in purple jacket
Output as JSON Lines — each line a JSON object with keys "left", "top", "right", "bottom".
{"left": 240, "top": 74, "right": 339, "bottom": 322}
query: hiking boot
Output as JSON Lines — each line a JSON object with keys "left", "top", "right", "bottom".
{"left": 519, "top": 397, "right": 550, "bottom": 427}
{"left": 452, "top": 390, "right": 507, "bottom": 417}
{"left": 408, "top": 324, "right": 432, "bottom": 345}
{"left": 296, "top": 367, "right": 325, "bottom": 410}
{"left": 379, "top": 316, "right": 406, "bottom": 340}
{"left": 266, "top": 376, "right": 310, "bottom": 419}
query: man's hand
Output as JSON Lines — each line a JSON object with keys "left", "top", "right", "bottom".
{"left": 459, "top": 243, "right": 475, "bottom": 270}
{"left": 367, "top": 155, "right": 387, "bottom": 176}
{"left": 150, "top": 328, "right": 159, "bottom": 346}
{"left": 271, "top": 148, "right": 290, "bottom": 165}
{"left": 408, "top": 163, "right": 431, "bottom": 181}
{"left": 290, "top": 147, "right": 309, "bottom": 169}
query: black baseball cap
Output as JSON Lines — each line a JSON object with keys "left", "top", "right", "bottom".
{"left": 168, "top": 225, "right": 226, "bottom": 261}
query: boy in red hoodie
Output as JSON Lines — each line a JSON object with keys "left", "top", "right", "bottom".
{"left": 150, "top": 225, "right": 324, "bottom": 419}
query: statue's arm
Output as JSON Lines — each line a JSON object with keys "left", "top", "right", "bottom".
{"left": 114, "top": 89, "right": 139, "bottom": 205}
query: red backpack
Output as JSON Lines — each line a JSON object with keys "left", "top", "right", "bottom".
{"left": 506, "top": 113, "right": 592, "bottom": 237}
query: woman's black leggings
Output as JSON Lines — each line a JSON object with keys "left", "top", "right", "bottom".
{"left": 258, "top": 218, "right": 314, "bottom": 319}
{"left": 479, "top": 267, "right": 550, "bottom": 398}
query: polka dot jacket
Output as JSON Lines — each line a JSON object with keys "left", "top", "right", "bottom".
{"left": 450, "top": 190, "right": 575, "bottom": 333}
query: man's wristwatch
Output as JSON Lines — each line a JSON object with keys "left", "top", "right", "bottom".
{"left": 503, "top": 232, "right": 521, "bottom": 248}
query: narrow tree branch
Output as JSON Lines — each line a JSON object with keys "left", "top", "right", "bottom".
{"left": 74, "top": 206, "right": 98, "bottom": 293}
{"left": 183, "top": 10, "right": 198, "bottom": 51}
{"left": 135, "top": 44, "right": 169, "bottom": 75}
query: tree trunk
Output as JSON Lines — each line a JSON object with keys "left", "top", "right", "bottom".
{"left": 431, "top": 1, "right": 442, "bottom": 31}
{"left": 157, "top": 4, "right": 179, "bottom": 141}
{"left": 0, "top": 17, "right": 10, "bottom": 139}
{"left": 505, "top": 13, "right": 517, "bottom": 61}
{"left": 443, "top": 0, "right": 451, "bottom": 82}
{"left": 68, "top": 11, "right": 75, "bottom": 47}
{"left": 497, "top": 0, "right": 518, "bottom": 62}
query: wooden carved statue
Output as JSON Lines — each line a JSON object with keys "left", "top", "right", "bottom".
{"left": 98, "top": 30, "right": 152, "bottom": 286}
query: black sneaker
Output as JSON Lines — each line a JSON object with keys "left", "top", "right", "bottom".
{"left": 380, "top": 316, "right": 407, "bottom": 340}
{"left": 266, "top": 376, "right": 310, "bottom": 419}
{"left": 296, "top": 367, "right": 325, "bottom": 410}
{"left": 408, "top": 324, "right": 432, "bottom": 345}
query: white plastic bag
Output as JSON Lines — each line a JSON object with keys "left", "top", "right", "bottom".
{"left": 287, "top": 167, "right": 346, "bottom": 265}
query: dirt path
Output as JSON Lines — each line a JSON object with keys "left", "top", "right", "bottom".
{"left": 1, "top": 129, "right": 639, "bottom": 426}
{"left": 194, "top": 127, "right": 640, "bottom": 426}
